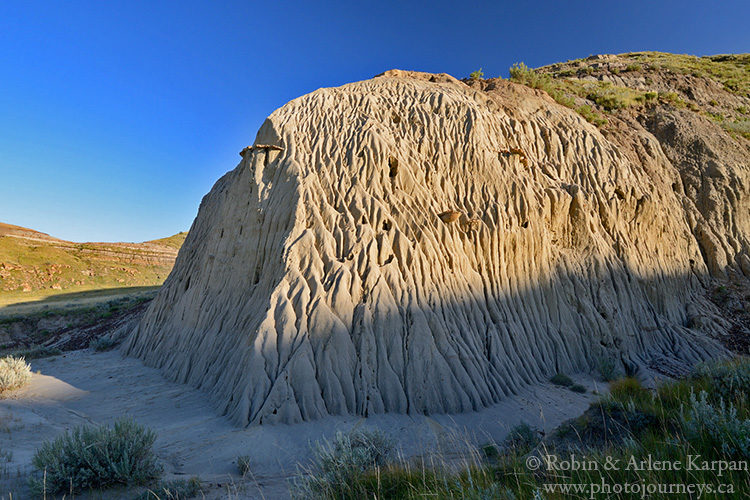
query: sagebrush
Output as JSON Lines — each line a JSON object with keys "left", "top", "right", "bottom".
{"left": 29, "top": 417, "right": 162, "bottom": 495}
{"left": 292, "top": 429, "right": 395, "bottom": 499}
{"left": 0, "top": 355, "right": 32, "bottom": 392}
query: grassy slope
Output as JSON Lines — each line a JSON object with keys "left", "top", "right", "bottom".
{"left": 146, "top": 231, "right": 188, "bottom": 249}
{"left": 0, "top": 227, "right": 186, "bottom": 306}
{"left": 506, "top": 52, "right": 750, "bottom": 138}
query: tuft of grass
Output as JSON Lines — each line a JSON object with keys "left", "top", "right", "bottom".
{"left": 292, "top": 429, "right": 395, "bottom": 499}
{"left": 624, "top": 63, "right": 642, "bottom": 72}
{"left": 658, "top": 91, "right": 687, "bottom": 107}
{"left": 609, "top": 377, "right": 649, "bottom": 402}
{"left": 570, "top": 383, "right": 587, "bottom": 393}
{"left": 575, "top": 104, "right": 608, "bottom": 126}
{"left": 29, "top": 417, "right": 162, "bottom": 495}
{"left": 550, "top": 373, "right": 574, "bottom": 387}
{"left": 237, "top": 455, "right": 251, "bottom": 476}
{"left": 0, "top": 355, "right": 32, "bottom": 392}
{"left": 136, "top": 477, "right": 202, "bottom": 500}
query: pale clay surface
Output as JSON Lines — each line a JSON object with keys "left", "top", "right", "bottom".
{"left": 122, "top": 71, "right": 747, "bottom": 426}
{"left": 0, "top": 350, "right": 598, "bottom": 498}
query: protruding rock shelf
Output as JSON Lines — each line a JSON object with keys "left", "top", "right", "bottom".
{"left": 125, "top": 70, "right": 740, "bottom": 425}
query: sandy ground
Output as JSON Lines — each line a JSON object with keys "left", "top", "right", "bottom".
{"left": 0, "top": 349, "right": 601, "bottom": 498}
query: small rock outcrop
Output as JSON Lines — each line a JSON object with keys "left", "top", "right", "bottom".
{"left": 125, "top": 66, "right": 747, "bottom": 425}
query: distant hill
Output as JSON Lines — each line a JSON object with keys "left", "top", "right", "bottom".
{"left": 0, "top": 223, "right": 187, "bottom": 305}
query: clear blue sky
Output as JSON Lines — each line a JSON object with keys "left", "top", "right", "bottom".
{"left": 1, "top": 1, "right": 748, "bottom": 242}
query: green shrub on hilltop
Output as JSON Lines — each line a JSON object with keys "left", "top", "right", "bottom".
{"left": 469, "top": 67, "right": 484, "bottom": 80}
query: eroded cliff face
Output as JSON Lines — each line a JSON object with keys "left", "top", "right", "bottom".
{"left": 124, "top": 69, "right": 745, "bottom": 425}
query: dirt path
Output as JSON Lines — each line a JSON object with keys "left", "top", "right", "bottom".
{"left": 1, "top": 349, "right": 601, "bottom": 498}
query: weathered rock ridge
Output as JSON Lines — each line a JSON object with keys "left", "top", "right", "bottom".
{"left": 125, "top": 69, "right": 747, "bottom": 425}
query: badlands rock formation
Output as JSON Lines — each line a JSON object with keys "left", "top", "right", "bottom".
{"left": 125, "top": 68, "right": 747, "bottom": 425}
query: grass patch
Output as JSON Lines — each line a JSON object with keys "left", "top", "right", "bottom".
{"left": 550, "top": 373, "right": 574, "bottom": 387}
{"left": 509, "top": 62, "right": 652, "bottom": 126}
{"left": 8, "top": 344, "right": 61, "bottom": 359}
{"left": 295, "top": 357, "right": 750, "bottom": 498}
{"left": 29, "top": 418, "right": 162, "bottom": 496}
{"left": 89, "top": 336, "right": 119, "bottom": 352}
{"left": 721, "top": 119, "right": 750, "bottom": 140}
{"left": 0, "top": 355, "right": 32, "bottom": 392}
{"left": 623, "top": 52, "right": 750, "bottom": 98}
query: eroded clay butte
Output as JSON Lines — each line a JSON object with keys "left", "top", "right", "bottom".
{"left": 125, "top": 71, "right": 742, "bottom": 425}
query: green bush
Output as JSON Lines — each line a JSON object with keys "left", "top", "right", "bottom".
{"left": 692, "top": 357, "right": 749, "bottom": 403}
{"left": 596, "top": 355, "right": 619, "bottom": 381}
{"left": 576, "top": 104, "right": 608, "bottom": 126}
{"left": 292, "top": 429, "right": 395, "bottom": 499}
{"left": 683, "top": 390, "right": 750, "bottom": 459}
{"left": 570, "top": 384, "right": 587, "bottom": 393}
{"left": 550, "top": 373, "right": 574, "bottom": 387}
{"left": 480, "top": 443, "right": 500, "bottom": 461}
{"left": 469, "top": 68, "right": 484, "bottom": 80}
{"left": 30, "top": 418, "right": 162, "bottom": 495}
{"left": 0, "top": 355, "right": 32, "bottom": 392}
{"left": 501, "top": 423, "right": 540, "bottom": 452}
{"left": 89, "top": 336, "right": 118, "bottom": 351}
